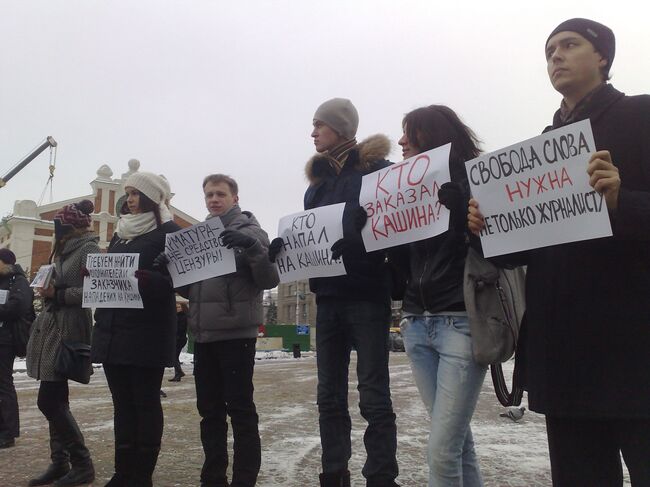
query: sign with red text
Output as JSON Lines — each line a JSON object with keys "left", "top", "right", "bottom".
{"left": 359, "top": 144, "right": 451, "bottom": 252}
{"left": 465, "top": 119, "right": 612, "bottom": 257}
{"left": 165, "top": 218, "right": 236, "bottom": 288}
{"left": 275, "top": 203, "right": 346, "bottom": 283}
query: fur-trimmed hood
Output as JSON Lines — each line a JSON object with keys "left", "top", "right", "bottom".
{"left": 305, "top": 134, "right": 391, "bottom": 184}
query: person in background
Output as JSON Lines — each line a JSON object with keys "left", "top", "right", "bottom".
{"left": 92, "top": 172, "right": 181, "bottom": 487}
{"left": 181, "top": 174, "right": 278, "bottom": 487}
{"left": 397, "top": 105, "right": 486, "bottom": 487}
{"left": 26, "top": 200, "right": 99, "bottom": 487}
{"left": 468, "top": 18, "right": 650, "bottom": 486}
{"left": 0, "top": 248, "right": 33, "bottom": 449}
{"left": 168, "top": 301, "right": 188, "bottom": 382}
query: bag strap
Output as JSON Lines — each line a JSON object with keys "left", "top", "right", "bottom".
{"left": 491, "top": 363, "right": 524, "bottom": 406}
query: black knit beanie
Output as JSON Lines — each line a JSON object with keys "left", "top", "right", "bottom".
{"left": 546, "top": 18, "right": 615, "bottom": 76}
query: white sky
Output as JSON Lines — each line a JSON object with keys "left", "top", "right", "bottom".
{"left": 1, "top": 0, "right": 648, "bottom": 234}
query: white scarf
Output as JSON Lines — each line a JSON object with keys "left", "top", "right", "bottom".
{"left": 115, "top": 204, "right": 173, "bottom": 241}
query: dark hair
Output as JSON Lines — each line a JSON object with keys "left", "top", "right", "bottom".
{"left": 402, "top": 105, "right": 481, "bottom": 170}
{"left": 120, "top": 190, "right": 162, "bottom": 226}
{"left": 202, "top": 174, "right": 238, "bottom": 195}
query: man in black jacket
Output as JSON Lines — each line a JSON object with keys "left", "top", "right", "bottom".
{"left": 0, "top": 248, "right": 33, "bottom": 449}
{"left": 470, "top": 18, "right": 650, "bottom": 486}
{"left": 302, "top": 98, "right": 399, "bottom": 487}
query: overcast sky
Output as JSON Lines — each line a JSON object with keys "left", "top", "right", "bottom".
{"left": 1, "top": 0, "right": 648, "bottom": 234}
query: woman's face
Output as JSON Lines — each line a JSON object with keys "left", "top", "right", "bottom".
{"left": 398, "top": 125, "right": 420, "bottom": 159}
{"left": 125, "top": 187, "right": 142, "bottom": 214}
{"left": 0, "top": 260, "right": 9, "bottom": 275}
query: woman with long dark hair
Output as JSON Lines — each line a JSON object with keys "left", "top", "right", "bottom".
{"left": 26, "top": 200, "right": 99, "bottom": 487}
{"left": 398, "top": 105, "right": 486, "bottom": 487}
{"left": 92, "top": 172, "right": 180, "bottom": 487}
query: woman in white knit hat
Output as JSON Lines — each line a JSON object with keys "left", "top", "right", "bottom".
{"left": 92, "top": 171, "right": 181, "bottom": 487}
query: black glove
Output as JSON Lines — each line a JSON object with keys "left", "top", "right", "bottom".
{"left": 135, "top": 269, "right": 171, "bottom": 296}
{"left": 268, "top": 237, "right": 284, "bottom": 263}
{"left": 351, "top": 205, "right": 368, "bottom": 231}
{"left": 220, "top": 229, "right": 256, "bottom": 249}
{"left": 152, "top": 251, "right": 170, "bottom": 275}
{"left": 330, "top": 238, "right": 348, "bottom": 261}
{"left": 438, "top": 182, "right": 467, "bottom": 230}
{"left": 438, "top": 182, "right": 463, "bottom": 210}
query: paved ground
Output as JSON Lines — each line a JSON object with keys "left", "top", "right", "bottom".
{"left": 0, "top": 352, "right": 629, "bottom": 486}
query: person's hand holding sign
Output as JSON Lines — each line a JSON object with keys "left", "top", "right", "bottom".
{"left": 467, "top": 199, "right": 486, "bottom": 237}
{"left": 587, "top": 150, "right": 620, "bottom": 210}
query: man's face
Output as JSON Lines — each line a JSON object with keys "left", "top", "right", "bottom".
{"left": 545, "top": 31, "right": 607, "bottom": 95}
{"left": 311, "top": 120, "right": 344, "bottom": 153}
{"left": 204, "top": 181, "right": 238, "bottom": 217}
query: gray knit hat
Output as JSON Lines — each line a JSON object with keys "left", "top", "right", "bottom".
{"left": 313, "top": 98, "right": 359, "bottom": 140}
{"left": 547, "top": 18, "right": 615, "bottom": 76}
{"left": 124, "top": 171, "right": 168, "bottom": 205}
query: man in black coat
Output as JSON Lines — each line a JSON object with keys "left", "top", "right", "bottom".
{"left": 469, "top": 18, "right": 650, "bottom": 486}
{"left": 300, "top": 98, "right": 399, "bottom": 487}
{"left": 0, "top": 248, "right": 33, "bottom": 449}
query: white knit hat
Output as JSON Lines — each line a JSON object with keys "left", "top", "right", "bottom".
{"left": 124, "top": 171, "right": 168, "bottom": 204}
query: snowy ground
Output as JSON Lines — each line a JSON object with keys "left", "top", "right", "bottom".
{"left": 2, "top": 352, "right": 630, "bottom": 486}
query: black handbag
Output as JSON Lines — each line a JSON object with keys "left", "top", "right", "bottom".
{"left": 55, "top": 340, "right": 93, "bottom": 384}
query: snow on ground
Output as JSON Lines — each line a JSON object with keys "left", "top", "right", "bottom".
{"left": 3, "top": 353, "right": 630, "bottom": 486}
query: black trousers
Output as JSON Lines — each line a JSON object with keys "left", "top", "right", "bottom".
{"left": 0, "top": 344, "right": 19, "bottom": 439}
{"left": 546, "top": 415, "right": 650, "bottom": 486}
{"left": 103, "top": 364, "right": 164, "bottom": 450}
{"left": 194, "top": 338, "right": 260, "bottom": 487}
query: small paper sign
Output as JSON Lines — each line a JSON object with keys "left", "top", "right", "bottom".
{"left": 275, "top": 203, "right": 346, "bottom": 283}
{"left": 30, "top": 264, "right": 55, "bottom": 288}
{"left": 165, "top": 218, "right": 237, "bottom": 288}
{"left": 82, "top": 253, "right": 142, "bottom": 308}
{"left": 360, "top": 144, "right": 451, "bottom": 252}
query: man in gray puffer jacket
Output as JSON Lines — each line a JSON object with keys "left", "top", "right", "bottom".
{"left": 184, "top": 174, "right": 279, "bottom": 487}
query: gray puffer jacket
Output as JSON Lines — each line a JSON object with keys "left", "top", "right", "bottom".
{"left": 26, "top": 232, "right": 100, "bottom": 381}
{"left": 185, "top": 206, "right": 279, "bottom": 343}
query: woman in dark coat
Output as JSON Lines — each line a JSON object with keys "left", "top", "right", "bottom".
{"left": 0, "top": 248, "right": 33, "bottom": 449}
{"left": 26, "top": 200, "right": 99, "bottom": 487}
{"left": 92, "top": 172, "right": 180, "bottom": 487}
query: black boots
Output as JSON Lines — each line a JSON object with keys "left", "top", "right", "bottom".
{"left": 168, "top": 363, "right": 185, "bottom": 382}
{"left": 28, "top": 422, "right": 71, "bottom": 486}
{"left": 103, "top": 443, "right": 135, "bottom": 487}
{"left": 319, "top": 470, "right": 351, "bottom": 487}
{"left": 48, "top": 409, "right": 94, "bottom": 487}
{"left": 130, "top": 446, "right": 161, "bottom": 487}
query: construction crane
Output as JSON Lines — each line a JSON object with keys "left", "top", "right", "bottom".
{"left": 0, "top": 136, "right": 58, "bottom": 189}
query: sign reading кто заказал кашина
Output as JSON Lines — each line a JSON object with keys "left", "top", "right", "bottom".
{"left": 466, "top": 119, "right": 612, "bottom": 257}
{"left": 359, "top": 144, "right": 452, "bottom": 252}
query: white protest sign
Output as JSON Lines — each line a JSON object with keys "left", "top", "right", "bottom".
{"left": 82, "top": 253, "right": 142, "bottom": 308}
{"left": 165, "top": 218, "right": 236, "bottom": 288}
{"left": 0, "top": 290, "right": 7, "bottom": 305}
{"left": 360, "top": 144, "right": 451, "bottom": 252}
{"left": 275, "top": 203, "right": 346, "bottom": 283}
{"left": 465, "top": 119, "right": 612, "bottom": 257}
{"left": 30, "top": 264, "right": 54, "bottom": 288}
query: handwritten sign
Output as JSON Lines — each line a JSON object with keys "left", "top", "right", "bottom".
{"left": 465, "top": 119, "right": 612, "bottom": 257}
{"left": 0, "top": 290, "right": 7, "bottom": 305}
{"left": 275, "top": 203, "right": 346, "bottom": 283}
{"left": 360, "top": 144, "right": 451, "bottom": 252}
{"left": 30, "top": 264, "right": 55, "bottom": 288}
{"left": 165, "top": 218, "right": 236, "bottom": 288}
{"left": 82, "top": 253, "right": 142, "bottom": 308}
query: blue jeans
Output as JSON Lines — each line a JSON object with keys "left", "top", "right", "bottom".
{"left": 401, "top": 315, "right": 487, "bottom": 487}
{"left": 316, "top": 298, "right": 398, "bottom": 483}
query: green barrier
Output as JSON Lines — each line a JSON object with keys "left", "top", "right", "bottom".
{"left": 264, "top": 324, "right": 311, "bottom": 351}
